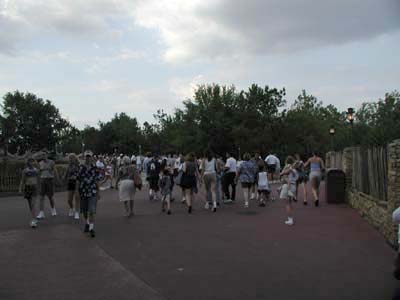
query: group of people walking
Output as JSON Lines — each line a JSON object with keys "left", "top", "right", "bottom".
{"left": 18, "top": 149, "right": 326, "bottom": 237}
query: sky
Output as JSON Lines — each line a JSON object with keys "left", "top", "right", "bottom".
{"left": 0, "top": 0, "right": 399, "bottom": 129}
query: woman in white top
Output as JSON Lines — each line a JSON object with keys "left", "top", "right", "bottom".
{"left": 201, "top": 150, "right": 217, "bottom": 212}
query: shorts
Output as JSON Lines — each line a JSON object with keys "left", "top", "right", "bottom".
{"left": 297, "top": 171, "right": 308, "bottom": 184}
{"left": 279, "top": 184, "right": 296, "bottom": 200}
{"left": 67, "top": 179, "right": 77, "bottom": 191}
{"left": 203, "top": 172, "right": 216, "bottom": 190}
{"left": 24, "top": 185, "right": 37, "bottom": 210}
{"left": 241, "top": 182, "right": 253, "bottom": 189}
{"left": 148, "top": 176, "right": 160, "bottom": 191}
{"left": 40, "top": 178, "right": 54, "bottom": 197}
{"left": 309, "top": 171, "right": 321, "bottom": 186}
{"left": 267, "top": 164, "right": 276, "bottom": 174}
{"left": 80, "top": 196, "right": 97, "bottom": 214}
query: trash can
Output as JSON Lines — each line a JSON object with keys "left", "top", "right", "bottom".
{"left": 325, "top": 169, "right": 346, "bottom": 204}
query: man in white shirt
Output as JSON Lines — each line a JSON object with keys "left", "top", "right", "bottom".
{"left": 265, "top": 152, "right": 280, "bottom": 182}
{"left": 223, "top": 152, "right": 237, "bottom": 203}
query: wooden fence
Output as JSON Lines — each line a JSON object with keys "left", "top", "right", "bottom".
{"left": 329, "top": 151, "right": 343, "bottom": 169}
{"left": 352, "top": 146, "right": 388, "bottom": 201}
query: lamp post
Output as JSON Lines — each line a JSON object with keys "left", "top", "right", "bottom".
{"left": 347, "top": 108, "right": 355, "bottom": 144}
{"left": 238, "top": 146, "right": 241, "bottom": 160}
{"left": 329, "top": 125, "right": 335, "bottom": 150}
{"left": 139, "top": 144, "right": 142, "bottom": 157}
{"left": 81, "top": 142, "right": 85, "bottom": 155}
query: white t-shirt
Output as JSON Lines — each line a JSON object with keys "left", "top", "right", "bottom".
{"left": 265, "top": 155, "right": 280, "bottom": 171}
{"left": 225, "top": 157, "right": 237, "bottom": 173}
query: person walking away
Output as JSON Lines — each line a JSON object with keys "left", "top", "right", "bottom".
{"left": 160, "top": 169, "right": 172, "bottom": 214}
{"left": 223, "top": 152, "right": 237, "bottom": 203}
{"left": 116, "top": 156, "right": 136, "bottom": 217}
{"left": 236, "top": 153, "right": 257, "bottom": 208}
{"left": 37, "top": 152, "right": 58, "bottom": 219}
{"left": 264, "top": 152, "right": 280, "bottom": 183}
{"left": 257, "top": 164, "right": 270, "bottom": 207}
{"left": 294, "top": 153, "right": 308, "bottom": 205}
{"left": 19, "top": 158, "right": 39, "bottom": 228}
{"left": 304, "top": 152, "right": 324, "bottom": 207}
{"left": 201, "top": 150, "right": 217, "bottom": 212}
{"left": 65, "top": 153, "right": 80, "bottom": 220}
{"left": 279, "top": 156, "right": 299, "bottom": 226}
{"left": 77, "top": 150, "right": 101, "bottom": 238}
{"left": 147, "top": 155, "right": 161, "bottom": 201}
{"left": 215, "top": 155, "right": 224, "bottom": 206}
{"left": 180, "top": 152, "right": 199, "bottom": 214}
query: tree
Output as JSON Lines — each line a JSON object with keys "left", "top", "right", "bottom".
{"left": 1, "top": 91, "right": 76, "bottom": 153}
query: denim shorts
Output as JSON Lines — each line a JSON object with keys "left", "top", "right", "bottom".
{"left": 80, "top": 196, "right": 97, "bottom": 214}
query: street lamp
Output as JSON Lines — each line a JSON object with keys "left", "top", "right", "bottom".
{"left": 329, "top": 125, "right": 335, "bottom": 150}
{"left": 81, "top": 142, "right": 85, "bottom": 155}
{"left": 347, "top": 108, "right": 355, "bottom": 125}
{"left": 139, "top": 145, "right": 142, "bottom": 157}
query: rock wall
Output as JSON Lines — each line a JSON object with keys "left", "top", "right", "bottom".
{"left": 343, "top": 140, "right": 400, "bottom": 247}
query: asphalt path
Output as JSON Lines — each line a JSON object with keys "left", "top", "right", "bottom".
{"left": 0, "top": 183, "right": 398, "bottom": 300}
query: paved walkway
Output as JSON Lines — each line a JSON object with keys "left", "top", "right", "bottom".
{"left": 0, "top": 183, "right": 398, "bottom": 300}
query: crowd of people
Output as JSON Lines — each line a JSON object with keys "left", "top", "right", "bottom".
{"left": 19, "top": 150, "right": 326, "bottom": 237}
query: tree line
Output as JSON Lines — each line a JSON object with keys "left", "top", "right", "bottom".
{"left": 1, "top": 85, "right": 399, "bottom": 158}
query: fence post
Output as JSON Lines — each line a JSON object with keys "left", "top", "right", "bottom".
{"left": 342, "top": 147, "right": 354, "bottom": 204}
{"left": 387, "top": 140, "right": 400, "bottom": 246}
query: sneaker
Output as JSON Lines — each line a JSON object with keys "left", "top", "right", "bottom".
{"left": 68, "top": 209, "right": 74, "bottom": 217}
{"left": 224, "top": 199, "right": 233, "bottom": 204}
{"left": 212, "top": 207, "right": 217, "bottom": 213}
{"left": 30, "top": 220, "right": 37, "bottom": 228}
{"left": 84, "top": 224, "right": 89, "bottom": 233}
{"left": 315, "top": 199, "right": 319, "bottom": 207}
{"left": 36, "top": 211, "right": 45, "bottom": 219}
{"left": 167, "top": 210, "right": 171, "bottom": 215}
{"left": 285, "top": 218, "right": 294, "bottom": 226}
{"left": 245, "top": 202, "right": 249, "bottom": 208}
{"left": 51, "top": 208, "right": 57, "bottom": 216}
{"left": 89, "top": 229, "right": 96, "bottom": 238}
{"left": 74, "top": 212, "right": 80, "bottom": 220}
{"left": 188, "top": 206, "right": 192, "bottom": 214}
{"left": 204, "top": 202, "right": 210, "bottom": 210}
{"left": 250, "top": 193, "right": 255, "bottom": 200}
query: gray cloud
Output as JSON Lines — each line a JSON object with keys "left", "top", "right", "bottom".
{"left": 133, "top": 0, "right": 400, "bottom": 62}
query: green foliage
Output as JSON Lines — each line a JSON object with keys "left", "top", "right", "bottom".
{"left": 1, "top": 88, "right": 399, "bottom": 158}
{"left": 0, "top": 91, "right": 77, "bottom": 153}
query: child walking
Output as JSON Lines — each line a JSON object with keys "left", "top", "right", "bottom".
{"left": 279, "top": 156, "right": 299, "bottom": 226}
{"left": 257, "top": 164, "right": 270, "bottom": 207}
{"left": 19, "top": 158, "right": 39, "bottom": 228}
{"left": 160, "top": 168, "right": 172, "bottom": 215}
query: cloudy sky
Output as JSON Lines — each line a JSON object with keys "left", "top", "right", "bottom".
{"left": 1, "top": 0, "right": 399, "bottom": 128}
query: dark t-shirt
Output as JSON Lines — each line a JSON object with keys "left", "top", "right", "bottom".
{"left": 147, "top": 159, "right": 161, "bottom": 177}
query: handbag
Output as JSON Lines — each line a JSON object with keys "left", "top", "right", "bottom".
{"left": 174, "top": 170, "right": 183, "bottom": 185}
{"left": 133, "top": 169, "right": 143, "bottom": 190}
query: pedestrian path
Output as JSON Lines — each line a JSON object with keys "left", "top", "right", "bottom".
{"left": 0, "top": 184, "right": 397, "bottom": 300}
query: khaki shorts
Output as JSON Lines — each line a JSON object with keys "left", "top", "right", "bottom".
{"left": 203, "top": 172, "right": 216, "bottom": 190}
{"left": 279, "top": 183, "right": 296, "bottom": 200}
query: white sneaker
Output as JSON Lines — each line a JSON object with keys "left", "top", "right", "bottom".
{"left": 51, "top": 208, "right": 57, "bottom": 216}
{"left": 204, "top": 202, "right": 210, "bottom": 209}
{"left": 37, "top": 211, "right": 45, "bottom": 219}
{"left": 285, "top": 218, "right": 294, "bottom": 226}
{"left": 250, "top": 193, "right": 255, "bottom": 200}
{"left": 245, "top": 201, "right": 249, "bottom": 208}
{"left": 68, "top": 209, "right": 74, "bottom": 217}
{"left": 74, "top": 212, "right": 80, "bottom": 220}
{"left": 30, "top": 220, "right": 38, "bottom": 228}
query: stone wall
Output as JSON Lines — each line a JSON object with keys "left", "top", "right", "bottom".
{"left": 343, "top": 140, "right": 400, "bottom": 247}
